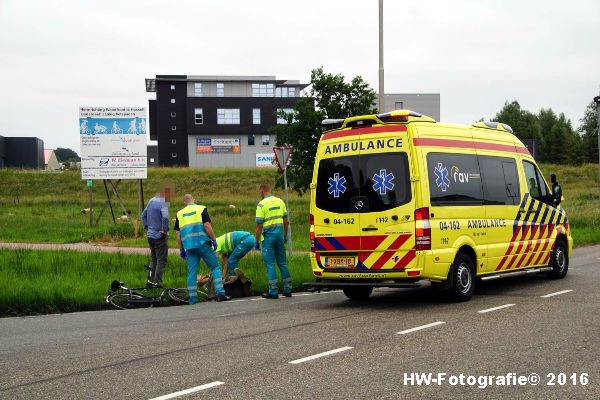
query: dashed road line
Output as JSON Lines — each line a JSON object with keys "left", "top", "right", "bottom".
{"left": 397, "top": 321, "right": 446, "bottom": 335}
{"left": 541, "top": 289, "right": 573, "bottom": 298}
{"left": 478, "top": 304, "right": 515, "bottom": 314}
{"left": 148, "top": 381, "right": 224, "bottom": 400}
{"left": 289, "top": 346, "right": 354, "bottom": 364}
{"left": 217, "top": 311, "right": 247, "bottom": 318}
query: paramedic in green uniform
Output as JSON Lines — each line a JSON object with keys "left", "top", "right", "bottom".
{"left": 255, "top": 183, "right": 292, "bottom": 299}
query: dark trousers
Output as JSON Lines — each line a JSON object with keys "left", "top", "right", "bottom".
{"left": 148, "top": 237, "right": 168, "bottom": 285}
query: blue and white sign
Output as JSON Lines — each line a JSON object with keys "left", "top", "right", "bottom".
{"left": 372, "top": 169, "right": 395, "bottom": 195}
{"left": 328, "top": 173, "right": 347, "bottom": 198}
{"left": 256, "top": 153, "right": 276, "bottom": 168}
{"left": 79, "top": 106, "right": 147, "bottom": 180}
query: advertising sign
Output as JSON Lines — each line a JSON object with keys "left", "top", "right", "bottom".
{"left": 256, "top": 153, "right": 276, "bottom": 168}
{"left": 196, "top": 137, "right": 241, "bottom": 153}
{"left": 79, "top": 106, "right": 147, "bottom": 179}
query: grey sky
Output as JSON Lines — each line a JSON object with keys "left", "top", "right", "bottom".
{"left": 0, "top": 0, "right": 598, "bottom": 151}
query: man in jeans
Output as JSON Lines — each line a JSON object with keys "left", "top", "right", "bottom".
{"left": 142, "top": 186, "right": 171, "bottom": 287}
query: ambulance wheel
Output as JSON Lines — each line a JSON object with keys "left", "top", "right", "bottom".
{"left": 343, "top": 286, "right": 373, "bottom": 300}
{"left": 447, "top": 253, "right": 475, "bottom": 302}
{"left": 546, "top": 239, "right": 568, "bottom": 279}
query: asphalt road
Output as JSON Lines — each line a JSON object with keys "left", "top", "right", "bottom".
{"left": 1, "top": 245, "right": 599, "bottom": 399}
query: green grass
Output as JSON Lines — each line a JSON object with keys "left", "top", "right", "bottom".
{"left": 0, "top": 249, "right": 313, "bottom": 316}
{"left": 0, "top": 164, "right": 598, "bottom": 248}
{"left": 0, "top": 168, "right": 310, "bottom": 251}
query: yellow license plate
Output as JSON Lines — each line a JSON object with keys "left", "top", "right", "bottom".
{"left": 324, "top": 256, "right": 356, "bottom": 268}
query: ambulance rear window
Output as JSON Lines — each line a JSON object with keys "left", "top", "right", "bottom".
{"left": 316, "top": 152, "right": 411, "bottom": 213}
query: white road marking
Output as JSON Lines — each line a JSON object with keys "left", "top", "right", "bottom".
{"left": 478, "top": 304, "right": 515, "bottom": 314}
{"left": 397, "top": 321, "right": 446, "bottom": 335}
{"left": 289, "top": 346, "right": 353, "bottom": 364}
{"left": 541, "top": 289, "right": 573, "bottom": 298}
{"left": 148, "top": 381, "right": 224, "bottom": 400}
{"left": 217, "top": 311, "right": 247, "bottom": 318}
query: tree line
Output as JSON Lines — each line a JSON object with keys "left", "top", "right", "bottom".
{"left": 491, "top": 100, "right": 598, "bottom": 165}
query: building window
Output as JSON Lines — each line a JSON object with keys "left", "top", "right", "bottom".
{"left": 170, "top": 112, "right": 176, "bottom": 118}
{"left": 171, "top": 139, "right": 177, "bottom": 144}
{"left": 216, "top": 82, "right": 224, "bottom": 97}
{"left": 170, "top": 85, "right": 175, "bottom": 90}
{"left": 253, "top": 108, "right": 261, "bottom": 125}
{"left": 262, "top": 135, "right": 270, "bottom": 146}
{"left": 170, "top": 99, "right": 176, "bottom": 104}
{"left": 171, "top": 125, "right": 176, "bottom": 131}
{"left": 394, "top": 101, "right": 404, "bottom": 109}
{"left": 194, "top": 83, "right": 202, "bottom": 97}
{"left": 217, "top": 108, "right": 240, "bottom": 124}
{"left": 252, "top": 83, "right": 274, "bottom": 97}
{"left": 277, "top": 108, "right": 297, "bottom": 124}
{"left": 194, "top": 108, "right": 203, "bottom": 125}
{"left": 275, "top": 87, "right": 297, "bottom": 97}
{"left": 171, "top": 152, "right": 177, "bottom": 158}
{"left": 248, "top": 134, "right": 255, "bottom": 146}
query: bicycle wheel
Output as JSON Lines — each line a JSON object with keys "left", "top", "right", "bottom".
{"left": 106, "top": 293, "right": 154, "bottom": 310}
{"left": 167, "top": 286, "right": 209, "bottom": 305}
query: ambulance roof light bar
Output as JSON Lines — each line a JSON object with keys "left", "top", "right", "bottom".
{"left": 472, "top": 120, "right": 514, "bottom": 134}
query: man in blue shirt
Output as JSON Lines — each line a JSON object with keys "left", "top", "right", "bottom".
{"left": 141, "top": 186, "right": 171, "bottom": 287}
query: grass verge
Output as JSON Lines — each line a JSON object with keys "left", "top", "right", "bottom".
{"left": 0, "top": 249, "right": 312, "bottom": 316}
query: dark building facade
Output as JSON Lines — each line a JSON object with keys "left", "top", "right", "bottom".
{"left": 0, "top": 136, "right": 45, "bottom": 169}
{"left": 145, "top": 75, "right": 308, "bottom": 167}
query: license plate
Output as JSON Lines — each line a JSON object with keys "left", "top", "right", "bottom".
{"left": 324, "top": 256, "right": 356, "bottom": 268}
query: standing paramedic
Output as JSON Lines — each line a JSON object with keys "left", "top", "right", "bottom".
{"left": 215, "top": 231, "right": 255, "bottom": 279}
{"left": 175, "top": 194, "right": 230, "bottom": 303}
{"left": 141, "top": 185, "right": 171, "bottom": 288}
{"left": 255, "top": 183, "right": 292, "bottom": 299}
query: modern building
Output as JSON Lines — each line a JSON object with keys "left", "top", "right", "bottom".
{"left": 145, "top": 75, "right": 308, "bottom": 167}
{"left": 375, "top": 93, "right": 440, "bottom": 121}
{"left": 0, "top": 136, "right": 45, "bottom": 169}
{"left": 44, "top": 149, "right": 60, "bottom": 170}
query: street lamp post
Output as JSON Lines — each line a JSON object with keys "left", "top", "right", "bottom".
{"left": 378, "top": 0, "right": 385, "bottom": 113}
{"left": 594, "top": 95, "right": 600, "bottom": 206}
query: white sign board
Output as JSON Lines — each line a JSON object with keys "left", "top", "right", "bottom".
{"left": 79, "top": 106, "right": 147, "bottom": 179}
{"left": 256, "top": 153, "right": 276, "bottom": 168}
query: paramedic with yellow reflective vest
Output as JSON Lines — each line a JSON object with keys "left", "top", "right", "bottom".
{"left": 255, "top": 183, "right": 292, "bottom": 299}
{"left": 175, "top": 194, "right": 230, "bottom": 303}
{"left": 215, "top": 231, "right": 256, "bottom": 277}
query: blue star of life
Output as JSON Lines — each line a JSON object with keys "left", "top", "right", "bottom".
{"left": 434, "top": 163, "right": 450, "bottom": 192}
{"left": 372, "top": 169, "right": 395, "bottom": 195}
{"left": 328, "top": 173, "right": 347, "bottom": 198}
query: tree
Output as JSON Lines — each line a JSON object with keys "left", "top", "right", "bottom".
{"left": 578, "top": 101, "right": 599, "bottom": 163}
{"left": 54, "top": 147, "right": 80, "bottom": 162}
{"left": 493, "top": 101, "right": 541, "bottom": 143}
{"left": 271, "top": 67, "right": 377, "bottom": 194}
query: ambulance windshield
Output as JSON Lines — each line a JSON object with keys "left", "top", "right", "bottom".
{"left": 316, "top": 152, "right": 411, "bottom": 214}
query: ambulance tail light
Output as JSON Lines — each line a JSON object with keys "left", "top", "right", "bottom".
{"left": 414, "top": 207, "right": 431, "bottom": 250}
{"left": 310, "top": 213, "right": 315, "bottom": 252}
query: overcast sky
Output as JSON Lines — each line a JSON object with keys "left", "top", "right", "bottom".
{"left": 0, "top": 0, "right": 598, "bottom": 151}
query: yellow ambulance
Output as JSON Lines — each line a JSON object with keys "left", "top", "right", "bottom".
{"left": 308, "top": 110, "right": 572, "bottom": 301}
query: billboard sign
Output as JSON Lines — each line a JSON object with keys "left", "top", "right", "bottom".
{"left": 256, "top": 153, "right": 276, "bottom": 168}
{"left": 79, "top": 106, "right": 147, "bottom": 179}
{"left": 196, "top": 137, "right": 241, "bottom": 153}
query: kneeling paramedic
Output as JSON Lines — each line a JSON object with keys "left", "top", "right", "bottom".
{"left": 255, "top": 183, "right": 292, "bottom": 299}
{"left": 175, "top": 194, "right": 230, "bottom": 303}
{"left": 215, "top": 231, "right": 255, "bottom": 279}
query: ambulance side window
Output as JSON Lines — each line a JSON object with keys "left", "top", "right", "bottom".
{"left": 427, "top": 153, "right": 483, "bottom": 206}
{"left": 479, "top": 156, "right": 520, "bottom": 205}
{"left": 523, "top": 161, "right": 551, "bottom": 204}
